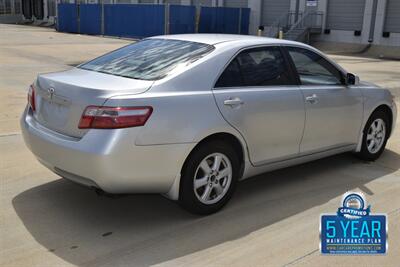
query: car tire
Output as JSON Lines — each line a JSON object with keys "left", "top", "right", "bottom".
{"left": 179, "top": 140, "right": 240, "bottom": 215}
{"left": 356, "top": 110, "right": 390, "bottom": 161}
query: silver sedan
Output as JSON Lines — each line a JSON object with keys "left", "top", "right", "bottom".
{"left": 21, "top": 34, "right": 397, "bottom": 214}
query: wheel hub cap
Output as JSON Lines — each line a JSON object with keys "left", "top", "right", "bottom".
{"left": 366, "top": 118, "right": 386, "bottom": 154}
{"left": 193, "top": 153, "right": 233, "bottom": 205}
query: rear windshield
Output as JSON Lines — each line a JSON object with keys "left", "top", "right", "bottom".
{"left": 79, "top": 39, "right": 214, "bottom": 80}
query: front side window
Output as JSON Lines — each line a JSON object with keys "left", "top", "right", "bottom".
{"left": 215, "top": 46, "right": 294, "bottom": 88}
{"left": 287, "top": 47, "right": 344, "bottom": 86}
{"left": 79, "top": 39, "right": 214, "bottom": 81}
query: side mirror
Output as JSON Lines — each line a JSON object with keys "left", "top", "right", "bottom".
{"left": 346, "top": 73, "right": 360, "bottom": 85}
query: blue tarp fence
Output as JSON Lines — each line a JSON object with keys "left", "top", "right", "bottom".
{"left": 198, "top": 7, "right": 250, "bottom": 34}
{"left": 239, "top": 8, "right": 250, "bottom": 35}
{"left": 57, "top": 3, "right": 78, "bottom": 33}
{"left": 57, "top": 4, "right": 250, "bottom": 38}
{"left": 80, "top": 4, "right": 102, "bottom": 35}
{"left": 169, "top": 5, "right": 196, "bottom": 34}
{"left": 104, "top": 4, "right": 165, "bottom": 38}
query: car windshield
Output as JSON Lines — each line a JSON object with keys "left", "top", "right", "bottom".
{"left": 79, "top": 39, "right": 214, "bottom": 80}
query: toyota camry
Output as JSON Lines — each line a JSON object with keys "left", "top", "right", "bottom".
{"left": 21, "top": 34, "right": 397, "bottom": 214}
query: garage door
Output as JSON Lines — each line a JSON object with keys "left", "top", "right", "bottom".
{"left": 163, "top": 0, "right": 181, "bottom": 4}
{"left": 192, "top": 0, "right": 212, "bottom": 6}
{"left": 225, "top": 0, "right": 248, "bottom": 8}
{"left": 384, "top": 0, "right": 400, "bottom": 33}
{"left": 261, "top": 0, "right": 290, "bottom": 26}
{"left": 326, "top": 0, "right": 366, "bottom": 31}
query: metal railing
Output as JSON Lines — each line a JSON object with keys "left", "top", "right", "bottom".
{"left": 264, "top": 11, "right": 320, "bottom": 38}
{"left": 284, "top": 11, "right": 323, "bottom": 41}
{"left": 264, "top": 13, "right": 288, "bottom": 37}
{"left": 264, "top": 11, "right": 299, "bottom": 38}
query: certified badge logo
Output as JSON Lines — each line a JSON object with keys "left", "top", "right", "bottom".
{"left": 338, "top": 192, "right": 370, "bottom": 219}
{"left": 320, "top": 192, "right": 387, "bottom": 255}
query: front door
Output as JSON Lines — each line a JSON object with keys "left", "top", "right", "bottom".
{"left": 285, "top": 46, "right": 363, "bottom": 154}
{"left": 213, "top": 46, "right": 305, "bottom": 166}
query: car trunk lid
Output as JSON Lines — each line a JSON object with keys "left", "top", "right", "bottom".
{"left": 33, "top": 68, "right": 154, "bottom": 138}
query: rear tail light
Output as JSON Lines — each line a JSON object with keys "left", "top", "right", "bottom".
{"left": 78, "top": 106, "right": 153, "bottom": 129}
{"left": 28, "top": 84, "right": 36, "bottom": 111}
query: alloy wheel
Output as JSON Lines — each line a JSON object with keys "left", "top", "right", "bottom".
{"left": 193, "top": 153, "right": 233, "bottom": 205}
{"left": 366, "top": 118, "right": 386, "bottom": 154}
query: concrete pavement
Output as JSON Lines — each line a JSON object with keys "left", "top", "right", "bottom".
{"left": 1, "top": 24, "right": 399, "bottom": 267}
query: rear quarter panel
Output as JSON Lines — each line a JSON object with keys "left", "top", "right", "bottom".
{"left": 104, "top": 90, "right": 246, "bottom": 148}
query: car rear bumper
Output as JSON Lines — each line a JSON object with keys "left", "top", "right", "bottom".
{"left": 21, "top": 107, "right": 193, "bottom": 194}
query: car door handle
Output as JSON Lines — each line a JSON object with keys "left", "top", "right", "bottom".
{"left": 305, "top": 94, "right": 318, "bottom": 104}
{"left": 224, "top": 98, "right": 244, "bottom": 107}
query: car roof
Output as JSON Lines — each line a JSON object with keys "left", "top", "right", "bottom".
{"left": 148, "top": 34, "right": 303, "bottom": 46}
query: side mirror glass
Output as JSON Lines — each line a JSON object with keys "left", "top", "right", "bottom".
{"left": 346, "top": 73, "right": 359, "bottom": 85}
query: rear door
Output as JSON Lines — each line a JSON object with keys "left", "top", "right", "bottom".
{"left": 213, "top": 46, "right": 305, "bottom": 166}
{"left": 284, "top": 46, "right": 363, "bottom": 153}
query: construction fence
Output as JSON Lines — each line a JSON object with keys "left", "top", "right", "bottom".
{"left": 57, "top": 3, "right": 250, "bottom": 38}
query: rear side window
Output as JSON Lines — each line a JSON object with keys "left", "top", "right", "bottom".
{"left": 215, "top": 46, "right": 294, "bottom": 88}
{"left": 79, "top": 39, "right": 214, "bottom": 81}
{"left": 287, "top": 47, "right": 344, "bottom": 85}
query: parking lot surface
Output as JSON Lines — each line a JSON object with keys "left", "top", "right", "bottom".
{"left": 1, "top": 24, "right": 399, "bottom": 267}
